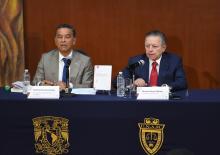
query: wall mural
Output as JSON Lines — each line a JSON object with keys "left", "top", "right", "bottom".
{"left": 0, "top": 0, "right": 24, "bottom": 86}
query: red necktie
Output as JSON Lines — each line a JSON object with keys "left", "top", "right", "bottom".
{"left": 149, "top": 61, "right": 158, "bottom": 86}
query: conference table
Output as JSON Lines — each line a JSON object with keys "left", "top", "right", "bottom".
{"left": 0, "top": 88, "right": 220, "bottom": 155}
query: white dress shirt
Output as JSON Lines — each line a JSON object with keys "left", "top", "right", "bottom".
{"left": 58, "top": 51, "right": 73, "bottom": 83}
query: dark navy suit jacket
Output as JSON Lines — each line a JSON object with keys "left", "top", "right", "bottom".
{"left": 122, "top": 52, "right": 187, "bottom": 91}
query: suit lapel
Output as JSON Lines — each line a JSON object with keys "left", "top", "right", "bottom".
{"left": 50, "top": 50, "right": 59, "bottom": 81}
{"left": 69, "top": 52, "right": 81, "bottom": 82}
{"left": 158, "top": 53, "right": 169, "bottom": 85}
{"left": 142, "top": 56, "right": 149, "bottom": 83}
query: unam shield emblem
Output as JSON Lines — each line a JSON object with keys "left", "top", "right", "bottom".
{"left": 32, "top": 116, "right": 70, "bottom": 155}
{"left": 138, "top": 117, "right": 165, "bottom": 155}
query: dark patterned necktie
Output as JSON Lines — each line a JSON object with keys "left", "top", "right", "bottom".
{"left": 62, "top": 58, "right": 68, "bottom": 83}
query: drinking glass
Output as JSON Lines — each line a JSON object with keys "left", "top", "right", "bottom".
{"left": 124, "top": 78, "right": 133, "bottom": 98}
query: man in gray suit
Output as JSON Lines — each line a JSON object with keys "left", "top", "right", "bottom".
{"left": 33, "top": 24, "right": 93, "bottom": 89}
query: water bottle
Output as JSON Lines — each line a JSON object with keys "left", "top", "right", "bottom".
{"left": 117, "top": 72, "right": 125, "bottom": 97}
{"left": 23, "top": 69, "right": 30, "bottom": 94}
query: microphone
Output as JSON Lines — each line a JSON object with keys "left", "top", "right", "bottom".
{"left": 66, "top": 59, "right": 71, "bottom": 67}
{"left": 128, "top": 60, "right": 145, "bottom": 69}
{"left": 60, "top": 59, "right": 76, "bottom": 97}
{"left": 65, "top": 59, "right": 71, "bottom": 90}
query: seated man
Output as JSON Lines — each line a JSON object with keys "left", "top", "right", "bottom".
{"left": 33, "top": 24, "right": 93, "bottom": 89}
{"left": 120, "top": 30, "right": 187, "bottom": 91}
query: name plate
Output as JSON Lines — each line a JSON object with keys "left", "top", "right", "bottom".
{"left": 28, "top": 86, "right": 60, "bottom": 99}
{"left": 137, "top": 86, "right": 169, "bottom": 100}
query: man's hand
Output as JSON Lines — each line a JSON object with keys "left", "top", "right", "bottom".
{"left": 56, "top": 81, "right": 66, "bottom": 90}
{"left": 42, "top": 80, "right": 54, "bottom": 86}
{"left": 42, "top": 80, "right": 66, "bottom": 90}
{"left": 133, "top": 78, "right": 148, "bottom": 87}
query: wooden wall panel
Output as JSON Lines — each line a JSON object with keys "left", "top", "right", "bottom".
{"left": 24, "top": 0, "right": 220, "bottom": 89}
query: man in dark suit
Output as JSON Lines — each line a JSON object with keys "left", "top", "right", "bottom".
{"left": 33, "top": 24, "right": 93, "bottom": 89}
{"left": 122, "top": 30, "right": 187, "bottom": 91}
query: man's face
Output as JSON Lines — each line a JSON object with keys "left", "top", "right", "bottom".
{"left": 55, "top": 28, "right": 76, "bottom": 55}
{"left": 145, "top": 35, "right": 166, "bottom": 61}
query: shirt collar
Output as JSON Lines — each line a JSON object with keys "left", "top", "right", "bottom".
{"left": 149, "top": 55, "right": 162, "bottom": 66}
{"left": 59, "top": 50, "right": 73, "bottom": 62}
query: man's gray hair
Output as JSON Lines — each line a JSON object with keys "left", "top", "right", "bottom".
{"left": 145, "top": 30, "right": 167, "bottom": 45}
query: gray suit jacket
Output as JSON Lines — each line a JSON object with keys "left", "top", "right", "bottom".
{"left": 33, "top": 49, "right": 93, "bottom": 88}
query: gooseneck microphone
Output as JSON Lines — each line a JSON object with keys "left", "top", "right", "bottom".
{"left": 61, "top": 58, "right": 76, "bottom": 97}
{"left": 128, "top": 60, "right": 145, "bottom": 69}
{"left": 65, "top": 59, "right": 71, "bottom": 89}
{"left": 128, "top": 60, "right": 145, "bottom": 91}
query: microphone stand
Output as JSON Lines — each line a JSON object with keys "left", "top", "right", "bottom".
{"left": 65, "top": 65, "right": 71, "bottom": 94}
{"left": 127, "top": 60, "right": 145, "bottom": 95}
{"left": 60, "top": 60, "right": 75, "bottom": 97}
{"left": 128, "top": 67, "right": 136, "bottom": 92}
